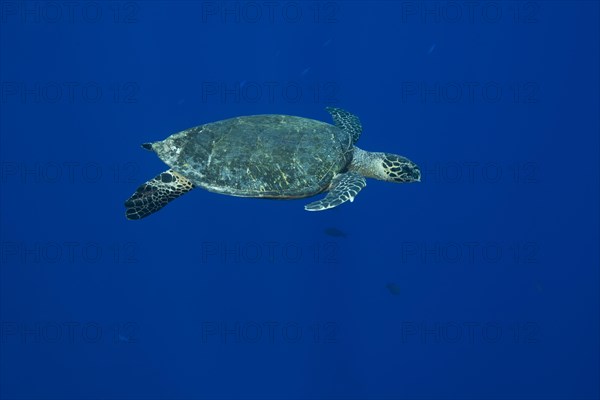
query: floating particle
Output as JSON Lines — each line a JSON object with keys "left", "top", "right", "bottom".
{"left": 324, "top": 227, "right": 347, "bottom": 237}
{"left": 386, "top": 282, "right": 401, "bottom": 295}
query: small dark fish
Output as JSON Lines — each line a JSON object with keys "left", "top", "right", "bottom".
{"left": 386, "top": 283, "right": 401, "bottom": 295}
{"left": 324, "top": 227, "right": 347, "bottom": 237}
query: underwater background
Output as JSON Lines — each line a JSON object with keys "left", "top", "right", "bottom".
{"left": 1, "top": 1, "right": 598, "bottom": 399}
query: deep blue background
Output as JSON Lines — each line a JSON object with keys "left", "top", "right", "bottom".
{"left": 1, "top": 1, "right": 598, "bottom": 399}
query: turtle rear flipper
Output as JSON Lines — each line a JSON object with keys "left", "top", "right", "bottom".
{"left": 124, "top": 170, "right": 194, "bottom": 220}
{"left": 305, "top": 171, "right": 366, "bottom": 211}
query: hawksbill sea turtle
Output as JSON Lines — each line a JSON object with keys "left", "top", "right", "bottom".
{"left": 124, "top": 107, "right": 420, "bottom": 219}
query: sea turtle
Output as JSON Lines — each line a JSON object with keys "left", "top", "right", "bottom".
{"left": 124, "top": 107, "right": 420, "bottom": 220}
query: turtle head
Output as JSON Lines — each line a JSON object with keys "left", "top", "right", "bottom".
{"left": 380, "top": 153, "right": 421, "bottom": 183}
{"left": 350, "top": 148, "right": 421, "bottom": 183}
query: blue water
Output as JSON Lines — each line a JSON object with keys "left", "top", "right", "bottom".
{"left": 1, "top": 1, "right": 599, "bottom": 399}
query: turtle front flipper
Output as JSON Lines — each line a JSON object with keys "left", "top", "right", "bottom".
{"left": 124, "top": 170, "right": 194, "bottom": 220}
{"left": 325, "top": 107, "right": 362, "bottom": 143}
{"left": 305, "top": 171, "right": 366, "bottom": 211}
